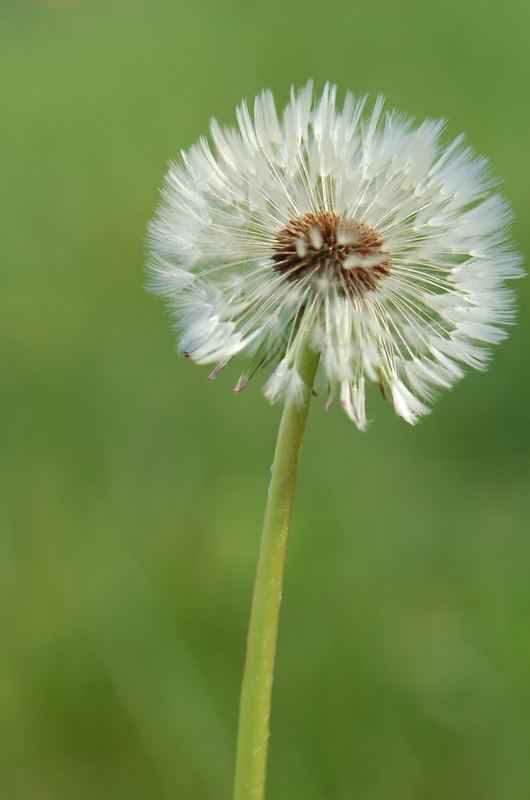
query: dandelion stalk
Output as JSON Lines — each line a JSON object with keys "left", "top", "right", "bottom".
{"left": 232, "top": 341, "right": 320, "bottom": 800}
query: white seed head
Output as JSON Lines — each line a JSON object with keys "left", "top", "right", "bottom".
{"left": 148, "top": 82, "right": 524, "bottom": 429}
{"left": 309, "top": 225, "right": 324, "bottom": 250}
{"left": 295, "top": 237, "right": 308, "bottom": 258}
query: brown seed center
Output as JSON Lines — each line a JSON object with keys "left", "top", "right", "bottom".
{"left": 271, "top": 211, "right": 390, "bottom": 296}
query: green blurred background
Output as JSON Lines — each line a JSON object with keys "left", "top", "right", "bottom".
{"left": 2, "top": 1, "right": 529, "bottom": 798}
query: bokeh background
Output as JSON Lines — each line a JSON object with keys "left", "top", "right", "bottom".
{"left": 2, "top": 1, "right": 530, "bottom": 798}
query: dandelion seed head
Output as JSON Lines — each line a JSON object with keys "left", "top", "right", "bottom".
{"left": 271, "top": 211, "right": 391, "bottom": 298}
{"left": 148, "top": 82, "right": 524, "bottom": 429}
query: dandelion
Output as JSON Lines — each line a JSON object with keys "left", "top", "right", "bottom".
{"left": 149, "top": 81, "right": 522, "bottom": 429}
{"left": 148, "top": 83, "right": 522, "bottom": 800}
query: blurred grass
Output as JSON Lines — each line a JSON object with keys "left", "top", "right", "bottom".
{"left": 1, "top": 0, "right": 530, "bottom": 798}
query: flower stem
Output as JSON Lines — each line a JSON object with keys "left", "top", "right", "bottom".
{"left": 232, "top": 343, "right": 320, "bottom": 800}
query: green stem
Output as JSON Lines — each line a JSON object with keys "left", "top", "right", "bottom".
{"left": 233, "top": 343, "right": 320, "bottom": 800}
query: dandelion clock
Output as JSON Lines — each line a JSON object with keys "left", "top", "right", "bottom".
{"left": 147, "top": 83, "right": 523, "bottom": 800}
